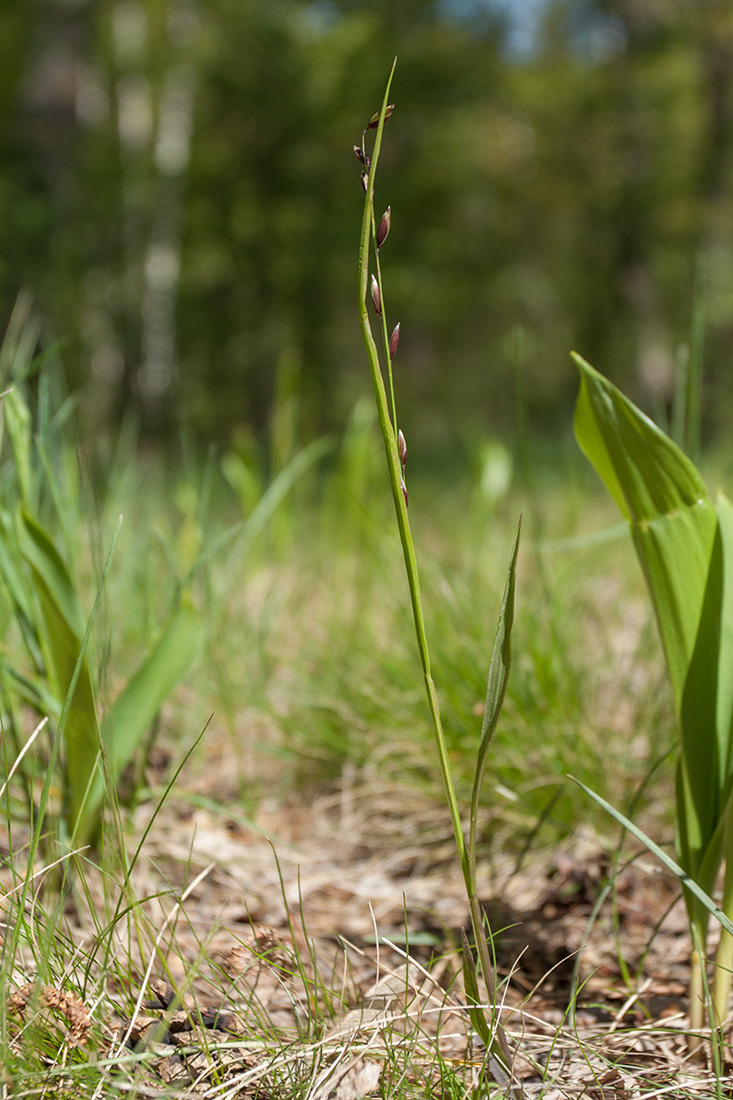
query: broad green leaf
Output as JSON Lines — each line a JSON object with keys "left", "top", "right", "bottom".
{"left": 574, "top": 354, "right": 709, "bottom": 524}
{"left": 15, "top": 508, "right": 101, "bottom": 835}
{"left": 573, "top": 354, "right": 725, "bottom": 889}
{"left": 716, "top": 493, "right": 733, "bottom": 785}
{"left": 574, "top": 353, "right": 716, "bottom": 699}
{"left": 16, "top": 510, "right": 85, "bottom": 638}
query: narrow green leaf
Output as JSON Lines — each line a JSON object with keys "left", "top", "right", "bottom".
{"left": 571, "top": 775, "right": 733, "bottom": 939}
{"left": 469, "top": 518, "right": 521, "bottom": 859}
{"left": 0, "top": 661, "right": 61, "bottom": 716}
{"left": 461, "top": 929, "right": 491, "bottom": 1046}
{"left": 99, "top": 598, "right": 201, "bottom": 790}
{"left": 15, "top": 508, "right": 101, "bottom": 834}
{"left": 213, "top": 436, "right": 333, "bottom": 578}
{"left": 4, "top": 388, "right": 34, "bottom": 511}
{"left": 461, "top": 927, "right": 518, "bottom": 1095}
{"left": 238, "top": 436, "right": 333, "bottom": 555}
{"left": 0, "top": 509, "right": 45, "bottom": 671}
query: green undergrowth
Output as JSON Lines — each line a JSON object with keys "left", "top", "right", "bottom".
{"left": 1, "top": 306, "right": 726, "bottom": 1095}
{"left": 0, "top": 333, "right": 677, "bottom": 856}
{"left": 0, "top": 305, "right": 681, "bottom": 857}
{"left": 269, "top": 451, "right": 674, "bottom": 848}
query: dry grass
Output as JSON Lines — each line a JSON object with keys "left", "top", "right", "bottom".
{"left": 3, "top": 770, "right": 733, "bottom": 1097}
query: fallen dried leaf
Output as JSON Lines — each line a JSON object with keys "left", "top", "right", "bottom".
{"left": 310, "top": 1057, "right": 382, "bottom": 1100}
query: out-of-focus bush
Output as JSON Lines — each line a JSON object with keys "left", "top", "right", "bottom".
{"left": 1, "top": 0, "right": 732, "bottom": 448}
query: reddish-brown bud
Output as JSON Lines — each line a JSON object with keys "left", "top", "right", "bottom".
{"left": 360, "top": 170, "right": 369, "bottom": 193}
{"left": 353, "top": 145, "right": 371, "bottom": 168}
{"left": 389, "top": 322, "right": 400, "bottom": 360}
{"left": 398, "top": 428, "right": 407, "bottom": 468}
{"left": 367, "top": 104, "right": 395, "bottom": 130}
{"left": 370, "top": 274, "right": 381, "bottom": 317}
{"left": 376, "top": 206, "right": 391, "bottom": 251}
{"left": 400, "top": 478, "right": 408, "bottom": 508}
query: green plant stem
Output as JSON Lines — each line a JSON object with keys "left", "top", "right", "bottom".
{"left": 370, "top": 213, "right": 397, "bottom": 433}
{"left": 358, "top": 66, "right": 520, "bottom": 1097}
{"left": 689, "top": 939, "right": 706, "bottom": 1055}
{"left": 713, "top": 806, "right": 733, "bottom": 1028}
{"left": 357, "top": 62, "right": 469, "bottom": 888}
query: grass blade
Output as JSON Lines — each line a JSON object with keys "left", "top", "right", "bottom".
{"left": 469, "top": 517, "right": 521, "bottom": 874}
{"left": 570, "top": 775, "right": 733, "bottom": 939}
{"left": 99, "top": 598, "right": 201, "bottom": 801}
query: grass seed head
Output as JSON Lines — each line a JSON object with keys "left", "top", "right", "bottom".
{"left": 398, "top": 428, "right": 407, "bottom": 468}
{"left": 370, "top": 274, "right": 382, "bottom": 317}
{"left": 366, "top": 104, "right": 395, "bottom": 130}
{"left": 389, "top": 322, "right": 400, "bottom": 359}
{"left": 377, "top": 206, "right": 391, "bottom": 251}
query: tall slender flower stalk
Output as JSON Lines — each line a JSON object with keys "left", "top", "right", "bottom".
{"left": 356, "top": 61, "right": 523, "bottom": 1097}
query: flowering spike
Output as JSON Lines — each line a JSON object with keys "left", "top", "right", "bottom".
{"left": 370, "top": 274, "right": 382, "bottom": 317}
{"left": 389, "top": 322, "right": 400, "bottom": 360}
{"left": 400, "top": 478, "right": 408, "bottom": 508}
{"left": 360, "top": 170, "right": 369, "bottom": 193}
{"left": 367, "top": 104, "right": 395, "bottom": 131}
{"left": 398, "top": 429, "right": 407, "bottom": 468}
{"left": 376, "top": 206, "right": 391, "bottom": 251}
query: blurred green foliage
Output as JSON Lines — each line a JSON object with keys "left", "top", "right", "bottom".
{"left": 1, "top": 0, "right": 732, "bottom": 447}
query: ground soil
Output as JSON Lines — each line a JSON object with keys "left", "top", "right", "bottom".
{"left": 117, "top": 778, "right": 730, "bottom": 1096}
{"left": 3, "top": 775, "right": 731, "bottom": 1097}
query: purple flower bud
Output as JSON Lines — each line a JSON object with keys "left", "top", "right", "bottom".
{"left": 398, "top": 429, "right": 407, "bottom": 468}
{"left": 353, "top": 145, "right": 371, "bottom": 168}
{"left": 376, "top": 206, "right": 391, "bottom": 251}
{"left": 389, "top": 322, "right": 400, "bottom": 360}
{"left": 400, "top": 478, "right": 408, "bottom": 508}
{"left": 370, "top": 274, "right": 381, "bottom": 317}
{"left": 360, "top": 170, "right": 369, "bottom": 193}
{"left": 367, "top": 104, "right": 395, "bottom": 131}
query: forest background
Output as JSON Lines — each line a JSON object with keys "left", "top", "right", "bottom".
{"left": 2, "top": 0, "right": 732, "bottom": 460}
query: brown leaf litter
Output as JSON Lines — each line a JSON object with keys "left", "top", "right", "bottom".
{"left": 2, "top": 782, "right": 733, "bottom": 1096}
{"left": 8, "top": 981, "right": 92, "bottom": 1044}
